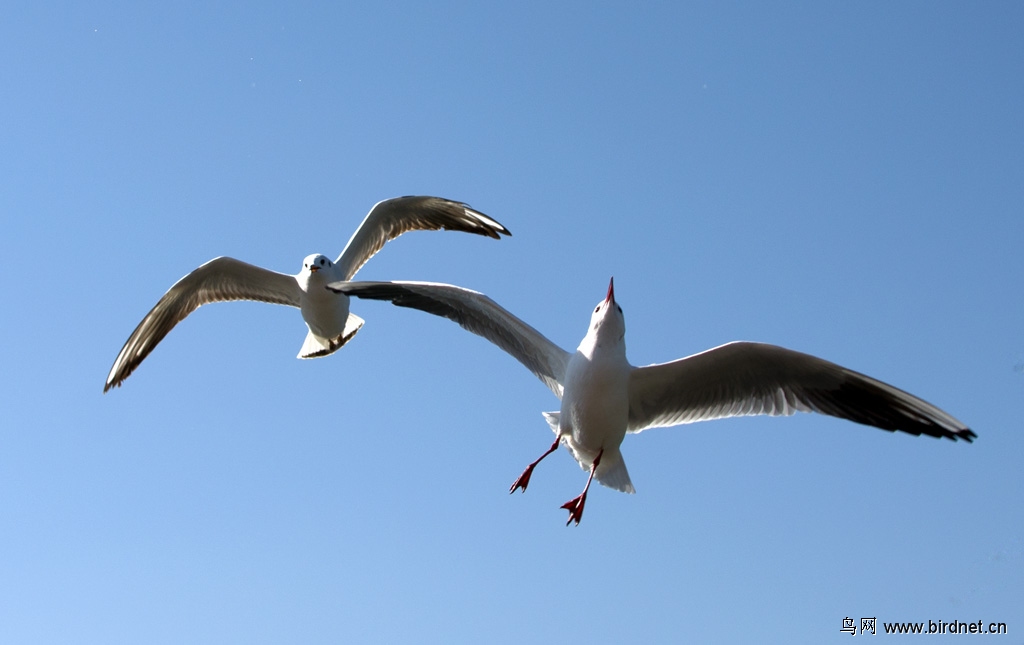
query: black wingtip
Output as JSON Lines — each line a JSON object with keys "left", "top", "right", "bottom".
{"left": 953, "top": 428, "right": 977, "bottom": 443}
{"left": 440, "top": 219, "right": 511, "bottom": 239}
{"left": 460, "top": 203, "right": 512, "bottom": 238}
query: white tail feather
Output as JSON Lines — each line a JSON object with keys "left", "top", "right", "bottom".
{"left": 564, "top": 442, "right": 635, "bottom": 493}
{"left": 297, "top": 313, "right": 365, "bottom": 358}
{"left": 594, "top": 450, "right": 635, "bottom": 493}
{"left": 542, "top": 411, "right": 560, "bottom": 434}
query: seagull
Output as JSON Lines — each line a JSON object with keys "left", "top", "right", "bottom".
{"left": 104, "top": 196, "right": 510, "bottom": 392}
{"left": 328, "top": 278, "right": 975, "bottom": 525}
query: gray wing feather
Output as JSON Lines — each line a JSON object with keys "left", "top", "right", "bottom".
{"left": 105, "top": 257, "right": 301, "bottom": 391}
{"left": 334, "top": 196, "right": 511, "bottom": 281}
{"left": 331, "top": 281, "right": 569, "bottom": 398}
{"left": 627, "top": 341, "right": 974, "bottom": 441}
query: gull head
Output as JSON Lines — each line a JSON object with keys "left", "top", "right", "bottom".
{"left": 302, "top": 254, "right": 333, "bottom": 277}
{"left": 586, "top": 277, "right": 626, "bottom": 346}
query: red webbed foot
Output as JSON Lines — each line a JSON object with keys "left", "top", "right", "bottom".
{"left": 509, "top": 464, "right": 536, "bottom": 494}
{"left": 509, "top": 438, "right": 560, "bottom": 495}
{"left": 560, "top": 492, "right": 588, "bottom": 526}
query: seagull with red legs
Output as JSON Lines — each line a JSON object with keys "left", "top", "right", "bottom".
{"left": 104, "top": 196, "right": 510, "bottom": 391}
{"left": 329, "top": 277, "right": 975, "bottom": 525}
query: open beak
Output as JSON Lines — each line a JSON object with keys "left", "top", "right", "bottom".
{"left": 310, "top": 266, "right": 320, "bottom": 273}
{"left": 605, "top": 277, "right": 615, "bottom": 303}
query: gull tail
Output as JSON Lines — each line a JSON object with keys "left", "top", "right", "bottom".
{"left": 542, "top": 411, "right": 560, "bottom": 434}
{"left": 297, "top": 313, "right": 365, "bottom": 359}
{"left": 594, "top": 450, "right": 635, "bottom": 494}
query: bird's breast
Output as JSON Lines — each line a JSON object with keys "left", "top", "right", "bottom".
{"left": 299, "top": 283, "right": 350, "bottom": 338}
{"left": 560, "top": 351, "right": 630, "bottom": 450}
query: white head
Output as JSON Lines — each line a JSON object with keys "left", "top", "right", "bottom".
{"left": 302, "top": 254, "right": 334, "bottom": 279}
{"left": 584, "top": 277, "right": 626, "bottom": 349}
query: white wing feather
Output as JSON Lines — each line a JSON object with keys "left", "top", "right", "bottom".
{"left": 105, "top": 257, "right": 301, "bottom": 391}
{"left": 627, "top": 341, "right": 973, "bottom": 441}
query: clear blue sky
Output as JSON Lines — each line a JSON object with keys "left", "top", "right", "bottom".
{"left": 2, "top": 2, "right": 1021, "bottom": 643}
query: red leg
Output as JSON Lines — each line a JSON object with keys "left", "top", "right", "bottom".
{"left": 561, "top": 449, "right": 603, "bottom": 526}
{"left": 510, "top": 438, "right": 560, "bottom": 494}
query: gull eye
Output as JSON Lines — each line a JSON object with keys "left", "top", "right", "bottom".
{"left": 594, "top": 305, "right": 601, "bottom": 313}
{"left": 617, "top": 305, "right": 622, "bottom": 313}
{"left": 319, "top": 258, "right": 326, "bottom": 266}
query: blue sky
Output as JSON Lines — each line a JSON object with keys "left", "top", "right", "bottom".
{"left": 2, "top": 2, "right": 1022, "bottom": 643}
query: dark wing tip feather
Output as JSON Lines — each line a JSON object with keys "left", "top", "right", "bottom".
{"left": 104, "top": 341, "right": 152, "bottom": 392}
{"left": 438, "top": 201, "right": 511, "bottom": 239}
{"left": 341, "top": 283, "right": 467, "bottom": 325}
{"left": 415, "top": 196, "right": 511, "bottom": 239}
{"left": 443, "top": 221, "right": 506, "bottom": 240}
{"left": 104, "top": 327, "right": 152, "bottom": 392}
{"left": 808, "top": 379, "right": 975, "bottom": 443}
{"left": 105, "top": 360, "right": 139, "bottom": 392}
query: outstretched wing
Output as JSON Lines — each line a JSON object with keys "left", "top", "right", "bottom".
{"left": 330, "top": 280, "right": 569, "bottom": 398}
{"left": 334, "top": 196, "right": 511, "bottom": 281}
{"left": 627, "top": 341, "right": 974, "bottom": 441}
{"left": 105, "top": 257, "right": 301, "bottom": 391}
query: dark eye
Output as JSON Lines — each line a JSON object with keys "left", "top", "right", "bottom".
{"left": 319, "top": 258, "right": 326, "bottom": 266}
{"left": 617, "top": 305, "right": 622, "bottom": 313}
{"left": 594, "top": 305, "right": 600, "bottom": 313}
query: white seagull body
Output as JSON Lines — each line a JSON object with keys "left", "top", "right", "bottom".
{"left": 329, "top": 278, "right": 975, "bottom": 525}
{"left": 104, "top": 196, "right": 510, "bottom": 391}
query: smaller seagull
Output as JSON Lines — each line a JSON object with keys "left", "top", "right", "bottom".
{"left": 329, "top": 278, "right": 975, "bottom": 525}
{"left": 104, "top": 196, "right": 510, "bottom": 392}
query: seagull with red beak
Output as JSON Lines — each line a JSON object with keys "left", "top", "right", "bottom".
{"left": 329, "top": 277, "right": 974, "bottom": 525}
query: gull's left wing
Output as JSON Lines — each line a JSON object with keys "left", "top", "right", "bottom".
{"left": 334, "top": 196, "right": 511, "bottom": 281}
{"left": 627, "top": 341, "right": 974, "bottom": 441}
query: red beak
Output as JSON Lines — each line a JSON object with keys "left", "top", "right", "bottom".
{"left": 605, "top": 277, "right": 615, "bottom": 303}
